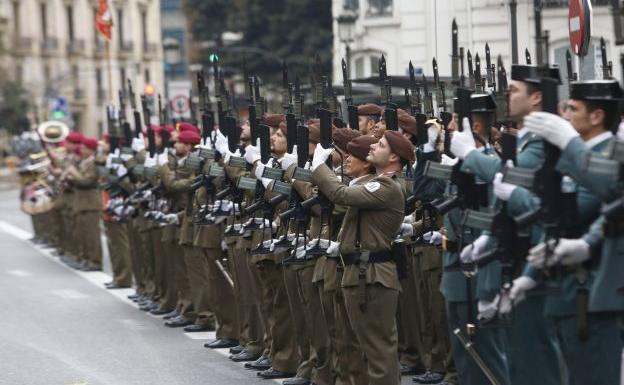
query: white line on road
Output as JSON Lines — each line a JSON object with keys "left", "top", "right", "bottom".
{"left": 0, "top": 220, "right": 32, "bottom": 240}
{"left": 7, "top": 269, "right": 31, "bottom": 277}
{"left": 52, "top": 289, "right": 89, "bottom": 299}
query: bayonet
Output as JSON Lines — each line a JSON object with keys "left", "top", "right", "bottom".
{"left": 452, "top": 19, "right": 459, "bottom": 82}
{"left": 565, "top": 49, "right": 577, "bottom": 87}
{"left": 342, "top": 58, "right": 359, "bottom": 130}
{"left": 408, "top": 61, "right": 422, "bottom": 114}
{"left": 475, "top": 53, "right": 482, "bottom": 93}
{"left": 525, "top": 48, "right": 532, "bottom": 65}
{"left": 485, "top": 43, "right": 495, "bottom": 91}
{"left": 282, "top": 61, "right": 291, "bottom": 111}
{"left": 467, "top": 50, "right": 474, "bottom": 89}
{"left": 379, "top": 55, "right": 389, "bottom": 104}
{"left": 128, "top": 79, "right": 142, "bottom": 138}
{"left": 460, "top": 47, "right": 466, "bottom": 88}
{"left": 433, "top": 57, "right": 447, "bottom": 112}
{"left": 189, "top": 89, "right": 197, "bottom": 125}
{"left": 294, "top": 75, "right": 303, "bottom": 119}
{"left": 422, "top": 74, "right": 434, "bottom": 117}
{"left": 600, "top": 37, "right": 612, "bottom": 79}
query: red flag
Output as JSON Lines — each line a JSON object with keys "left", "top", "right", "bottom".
{"left": 95, "top": 0, "right": 113, "bottom": 41}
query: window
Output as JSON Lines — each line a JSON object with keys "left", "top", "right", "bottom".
{"left": 66, "top": 5, "right": 74, "bottom": 41}
{"left": 141, "top": 10, "right": 148, "bottom": 50}
{"left": 40, "top": 3, "right": 48, "bottom": 39}
{"left": 344, "top": 0, "right": 359, "bottom": 12}
{"left": 370, "top": 55, "right": 381, "bottom": 76}
{"left": 355, "top": 56, "right": 364, "bottom": 78}
{"left": 120, "top": 66, "right": 126, "bottom": 91}
{"left": 366, "top": 0, "right": 392, "bottom": 18}
{"left": 12, "top": 1, "right": 20, "bottom": 36}
{"left": 144, "top": 69, "right": 151, "bottom": 83}
{"left": 117, "top": 9, "right": 124, "bottom": 47}
{"left": 96, "top": 67, "right": 103, "bottom": 94}
{"left": 161, "top": 0, "right": 181, "bottom": 11}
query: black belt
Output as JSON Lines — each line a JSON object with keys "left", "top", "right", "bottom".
{"left": 443, "top": 239, "right": 459, "bottom": 253}
{"left": 341, "top": 250, "right": 394, "bottom": 266}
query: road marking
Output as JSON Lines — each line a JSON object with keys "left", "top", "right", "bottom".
{"left": 0, "top": 220, "right": 32, "bottom": 240}
{"left": 7, "top": 269, "right": 31, "bottom": 277}
{"left": 52, "top": 289, "right": 89, "bottom": 299}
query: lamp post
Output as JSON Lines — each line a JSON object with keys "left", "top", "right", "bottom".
{"left": 337, "top": 10, "right": 357, "bottom": 77}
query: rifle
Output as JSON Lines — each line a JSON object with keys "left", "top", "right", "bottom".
{"left": 197, "top": 70, "right": 216, "bottom": 153}
{"left": 565, "top": 50, "right": 578, "bottom": 91}
{"left": 342, "top": 58, "right": 359, "bottom": 130}
{"left": 485, "top": 43, "right": 495, "bottom": 92}
{"left": 433, "top": 58, "right": 453, "bottom": 155}
{"left": 467, "top": 50, "right": 475, "bottom": 90}
{"left": 128, "top": 79, "right": 142, "bottom": 138}
{"left": 460, "top": 47, "right": 466, "bottom": 88}
{"left": 118, "top": 90, "right": 133, "bottom": 148}
{"left": 525, "top": 48, "right": 532, "bottom": 65}
{"left": 600, "top": 37, "right": 613, "bottom": 80}
{"left": 141, "top": 95, "right": 156, "bottom": 158}
{"left": 189, "top": 88, "right": 197, "bottom": 125}
{"left": 282, "top": 65, "right": 297, "bottom": 153}
{"left": 248, "top": 75, "right": 260, "bottom": 145}
{"left": 213, "top": 58, "right": 225, "bottom": 127}
{"left": 106, "top": 105, "right": 120, "bottom": 153}
{"left": 474, "top": 53, "right": 483, "bottom": 93}
{"left": 451, "top": 19, "right": 459, "bottom": 84}
{"left": 422, "top": 73, "right": 434, "bottom": 118}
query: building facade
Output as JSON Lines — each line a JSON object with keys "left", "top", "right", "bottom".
{"left": 333, "top": 0, "right": 622, "bottom": 96}
{"left": 0, "top": 0, "right": 164, "bottom": 137}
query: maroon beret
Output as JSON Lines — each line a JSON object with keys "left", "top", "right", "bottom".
{"left": 178, "top": 130, "right": 201, "bottom": 145}
{"left": 358, "top": 103, "right": 383, "bottom": 117}
{"left": 384, "top": 131, "right": 415, "bottom": 162}
{"left": 178, "top": 122, "right": 200, "bottom": 135}
{"left": 332, "top": 128, "right": 361, "bottom": 153}
{"left": 262, "top": 114, "right": 286, "bottom": 129}
{"left": 66, "top": 132, "right": 83, "bottom": 144}
{"left": 397, "top": 112, "right": 417, "bottom": 136}
{"left": 82, "top": 137, "right": 98, "bottom": 151}
{"left": 347, "top": 135, "right": 378, "bottom": 162}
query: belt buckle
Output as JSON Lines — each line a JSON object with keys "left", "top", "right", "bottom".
{"left": 442, "top": 235, "right": 449, "bottom": 251}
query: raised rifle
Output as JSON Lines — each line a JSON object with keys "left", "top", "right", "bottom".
{"left": 433, "top": 58, "right": 453, "bottom": 155}
{"left": 282, "top": 64, "right": 297, "bottom": 153}
{"left": 342, "top": 58, "right": 359, "bottom": 130}
{"left": 474, "top": 53, "right": 483, "bottom": 93}
{"left": 451, "top": 19, "right": 459, "bottom": 85}
{"left": 600, "top": 37, "right": 613, "bottom": 79}
{"left": 248, "top": 75, "right": 260, "bottom": 145}
{"left": 118, "top": 90, "right": 133, "bottom": 149}
{"left": 494, "top": 56, "right": 512, "bottom": 128}
{"left": 189, "top": 88, "right": 198, "bottom": 125}
{"left": 141, "top": 95, "right": 156, "bottom": 159}
{"left": 106, "top": 105, "right": 120, "bottom": 153}
{"left": 197, "top": 70, "right": 216, "bottom": 152}
{"left": 128, "top": 79, "right": 142, "bottom": 138}
{"left": 379, "top": 55, "right": 398, "bottom": 130}
{"left": 460, "top": 47, "right": 466, "bottom": 88}
{"left": 213, "top": 58, "right": 225, "bottom": 127}
{"left": 525, "top": 48, "right": 532, "bottom": 65}
{"left": 565, "top": 50, "right": 578, "bottom": 90}
{"left": 467, "top": 50, "right": 475, "bottom": 90}
{"left": 422, "top": 73, "right": 434, "bottom": 118}
{"left": 485, "top": 43, "right": 496, "bottom": 92}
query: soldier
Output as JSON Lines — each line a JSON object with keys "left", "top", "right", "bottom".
{"left": 507, "top": 79, "right": 624, "bottom": 385}
{"left": 357, "top": 103, "right": 383, "bottom": 136}
{"left": 310, "top": 130, "right": 413, "bottom": 385}
{"left": 64, "top": 137, "right": 102, "bottom": 271}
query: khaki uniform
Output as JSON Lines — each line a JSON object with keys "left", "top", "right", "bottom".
{"left": 104, "top": 219, "right": 133, "bottom": 286}
{"left": 312, "top": 164, "right": 404, "bottom": 385}
{"left": 67, "top": 155, "right": 102, "bottom": 267}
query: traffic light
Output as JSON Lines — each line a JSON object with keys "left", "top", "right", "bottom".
{"left": 209, "top": 53, "right": 219, "bottom": 63}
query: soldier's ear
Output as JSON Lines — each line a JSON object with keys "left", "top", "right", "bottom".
{"left": 588, "top": 108, "right": 606, "bottom": 128}
{"left": 531, "top": 90, "right": 543, "bottom": 109}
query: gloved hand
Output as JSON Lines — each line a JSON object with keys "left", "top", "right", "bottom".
{"left": 450, "top": 118, "right": 476, "bottom": 159}
{"left": 528, "top": 238, "right": 590, "bottom": 267}
{"left": 291, "top": 235, "right": 306, "bottom": 247}
{"left": 477, "top": 296, "right": 499, "bottom": 321}
{"left": 326, "top": 241, "right": 340, "bottom": 257}
{"left": 163, "top": 213, "right": 179, "bottom": 225}
{"left": 260, "top": 240, "right": 276, "bottom": 253}
{"left": 493, "top": 172, "right": 516, "bottom": 201}
{"left": 311, "top": 145, "right": 333, "bottom": 171}
{"left": 143, "top": 155, "right": 157, "bottom": 168}
{"left": 106, "top": 149, "right": 120, "bottom": 169}
{"left": 399, "top": 223, "right": 414, "bottom": 237}
{"left": 280, "top": 145, "right": 298, "bottom": 170}
{"left": 424, "top": 231, "right": 443, "bottom": 246}
{"left": 120, "top": 148, "right": 133, "bottom": 162}
{"left": 617, "top": 122, "right": 624, "bottom": 140}
{"left": 440, "top": 154, "right": 458, "bottom": 166}
{"left": 244, "top": 139, "right": 261, "bottom": 165}
{"left": 157, "top": 151, "right": 169, "bottom": 166}
{"left": 131, "top": 135, "right": 145, "bottom": 152}
{"left": 198, "top": 137, "right": 213, "bottom": 150}
{"left": 524, "top": 111, "right": 579, "bottom": 150}
{"left": 509, "top": 276, "right": 537, "bottom": 306}
{"left": 460, "top": 234, "right": 490, "bottom": 263}
{"left": 423, "top": 125, "right": 439, "bottom": 153}
{"left": 403, "top": 214, "right": 415, "bottom": 224}
{"left": 214, "top": 129, "right": 229, "bottom": 155}
{"left": 254, "top": 158, "right": 274, "bottom": 180}
{"left": 224, "top": 148, "right": 241, "bottom": 164}
{"left": 116, "top": 164, "right": 127, "bottom": 177}
{"left": 221, "top": 240, "right": 228, "bottom": 252}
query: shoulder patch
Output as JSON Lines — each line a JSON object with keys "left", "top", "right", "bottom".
{"left": 365, "top": 181, "right": 381, "bottom": 192}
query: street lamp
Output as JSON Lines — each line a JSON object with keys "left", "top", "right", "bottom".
{"left": 337, "top": 10, "right": 357, "bottom": 76}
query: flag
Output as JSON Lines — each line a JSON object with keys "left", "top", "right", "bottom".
{"left": 95, "top": 0, "right": 113, "bottom": 41}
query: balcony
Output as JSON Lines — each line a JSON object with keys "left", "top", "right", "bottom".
{"left": 541, "top": 0, "right": 610, "bottom": 7}
{"left": 119, "top": 41, "right": 134, "bottom": 59}
{"left": 67, "top": 39, "right": 86, "bottom": 57}
{"left": 41, "top": 37, "right": 59, "bottom": 57}
{"left": 142, "top": 42, "right": 158, "bottom": 60}
{"left": 94, "top": 39, "right": 106, "bottom": 59}
{"left": 73, "top": 88, "right": 85, "bottom": 102}
{"left": 12, "top": 37, "right": 33, "bottom": 56}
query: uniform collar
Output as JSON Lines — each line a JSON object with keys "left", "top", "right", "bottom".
{"left": 349, "top": 174, "right": 369, "bottom": 186}
{"left": 517, "top": 127, "right": 529, "bottom": 139}
{"left": 584, "top": 131, "right": 613, "bottom": 149}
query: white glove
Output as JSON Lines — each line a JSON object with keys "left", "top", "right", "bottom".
{"left": 280, "top": 145, "right": 298, "bottom": 170}
{"left": 143, "top": 154, "right": 157, "bottom": 168}
{"left": 477, "top": 296, "right": 499, "bottom": 321}
{"left": 157, "top": 152, "right": 169, "bottom": 166}
{"left": 116, "top": 164, "right": 127, "bottom": 177}
{"left": 131, "top": 135, "right": 145, "bottom": 152}
{"left": 198, "top": 137, "right": 213, "bottom": 149}
{"left": 220, "top": 240, "right": 228, "bottom": 251}
{"left": 424, "top": 231, "right": 443, "bottom": 246}
{"left": 423, "top": 125, "right": 439, "bottom": 153}
{"left": 291, "top": 235, "right": 306, "bottom": 247}
{"left": 440, "top": 154, "right": 458, "bottom": 166}
{"left": 450, "top": 118, "right": 476, "bottom": 159}
{"left": 461, "top": 234, "right": 490, "bottom": 264}
{"left": 163, "top": 213, "right": 179, "bottom": 225}
{"left": 244, "top": 139, "right": 261, "bottom": 165}
{"left": 214, "top": 129, "right": 229, "bottom": 154}
{"left": 509, "top": 276, "right": 537, "bottom": 306}
{"left": 493, "top": 172, "right": 516, "bottom": 201}
{"left": 403, "top": 214, "right": 415, "bottom": 224}
{"left": 617, "top": 122, "right": 624, "bottom": 140}
{"left": 399, "top": 223, "right": 414, "bottom": 237}
{"left": 528, "top": 238, "right": 590, "bottom": 267}
{"left": 327, "top": 241, "right": 340, "bottom": 257}
{"left": 259, "top": 240, "right": 276, "bottom": 253}
{"left": 120, "top": 150, "right": 133, "bottom": 162}
{"left": 311, "top": 145, "right": 333, "bottom": 171}
{"left": 224, "top": 148, "right": 241, "bottom": 164}
{"left": 254, "top": 162, "right": 265, "bottom": 180}
{"left": 524, "top": 111, "right": 579, "bottom": 150}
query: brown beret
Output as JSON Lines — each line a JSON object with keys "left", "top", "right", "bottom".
{"left": 384, "top": 130, "right": 415, "bottom": 162}
{"left": 307, "top": 119, "right": 320, "bottom": 144}
{"left": 262, "top": 114, "right": 286, "bottom": 129}
{"left": 398, "top": 112, "right": 417, "bottom": 136}
{"left": 357, "top": 103, "right": 383, "bottom": 117}
{"left": 332, "top": 128, "right": 361, "bottom": 152}
{"left": 347, "top": 135, "right": 378, "bottom": 162}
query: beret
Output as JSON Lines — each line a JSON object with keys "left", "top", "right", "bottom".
{"left": 397, "top": 111, "right": 417, "bottom": 136}
{"left": 347, "top": 135, "right": 378, "bottom": 162}
{"left": 82, "top": 137, "right": 98, "bottom": 151}
{"left": 262, "top": 114, "right": 286, "bottom": 129}
{"left": 178, "top": 122, "right": 200, "bottom": 134}
{"left": 178, "top": 130, "right": 201, "bottom": 145}
{"left": 161, "top": 124, "right": 175, "bottom": 134}
{"left": 358, "top": 103, "right": 383, "bottom": 116}
{"left": 65, "top": 132, "right": 83, "bottom": 144}
{"left": 384, "top": 130, "right": 415, "bottom": 162}
{"left": 332, "top": 128, "right": 361, "bottom": 153}
{"left": 307, "top": 119, "right": 320, "bottom": 144}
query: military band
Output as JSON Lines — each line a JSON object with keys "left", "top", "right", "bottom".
{"left": 17, "top": 35, "right": 624, "bottom": 385}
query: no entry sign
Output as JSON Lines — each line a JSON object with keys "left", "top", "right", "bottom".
{"left": 569, "top": 0, "right": 592, "bottom": 57}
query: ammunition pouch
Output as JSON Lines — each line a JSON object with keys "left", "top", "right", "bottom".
{"left": 341, "top": 250, "right": 393, "bottom": 266}
{"left": 392, "top": 239, "right": 409, "bottom": 280}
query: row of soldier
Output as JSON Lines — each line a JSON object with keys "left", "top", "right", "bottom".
{"left": 23, "top": 47, "right": 624, "bottom": 385}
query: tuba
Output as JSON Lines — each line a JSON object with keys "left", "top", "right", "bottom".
{"left": 37, "top": 120, "right": 70, "bottom": 144}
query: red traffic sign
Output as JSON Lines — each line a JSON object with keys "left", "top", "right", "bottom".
{"left": 569, "top": 0, "right": 592, "bottom": 57}
{"left": 170, "top": 95, "right": 190, "bottom": 114}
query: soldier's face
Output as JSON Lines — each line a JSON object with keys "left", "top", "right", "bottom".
{"left": 81, "top": 147, "right": 95, "bottom": 158}
{"left": 345, "top": 154, "right": 370, "bottom": 177}
{"left": 174, "top": 141, "right": 190, "bottom": 156}
{"left": 367, "top": 136, "right": 392, "bottom": 168}
{"left": 271, "top": 128, "right": 287, "bottom": 156}
{"left": 240, "top": 122, "right": 251, "bottom": 145}
{"left": 371, "top": 118, "right": 386, "bottom": 139}
{"left": 508, "top": 80, "right": 542, "bottom": 121}
{"left": 567, "top": 99, "right": 604, "bottom": 139}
